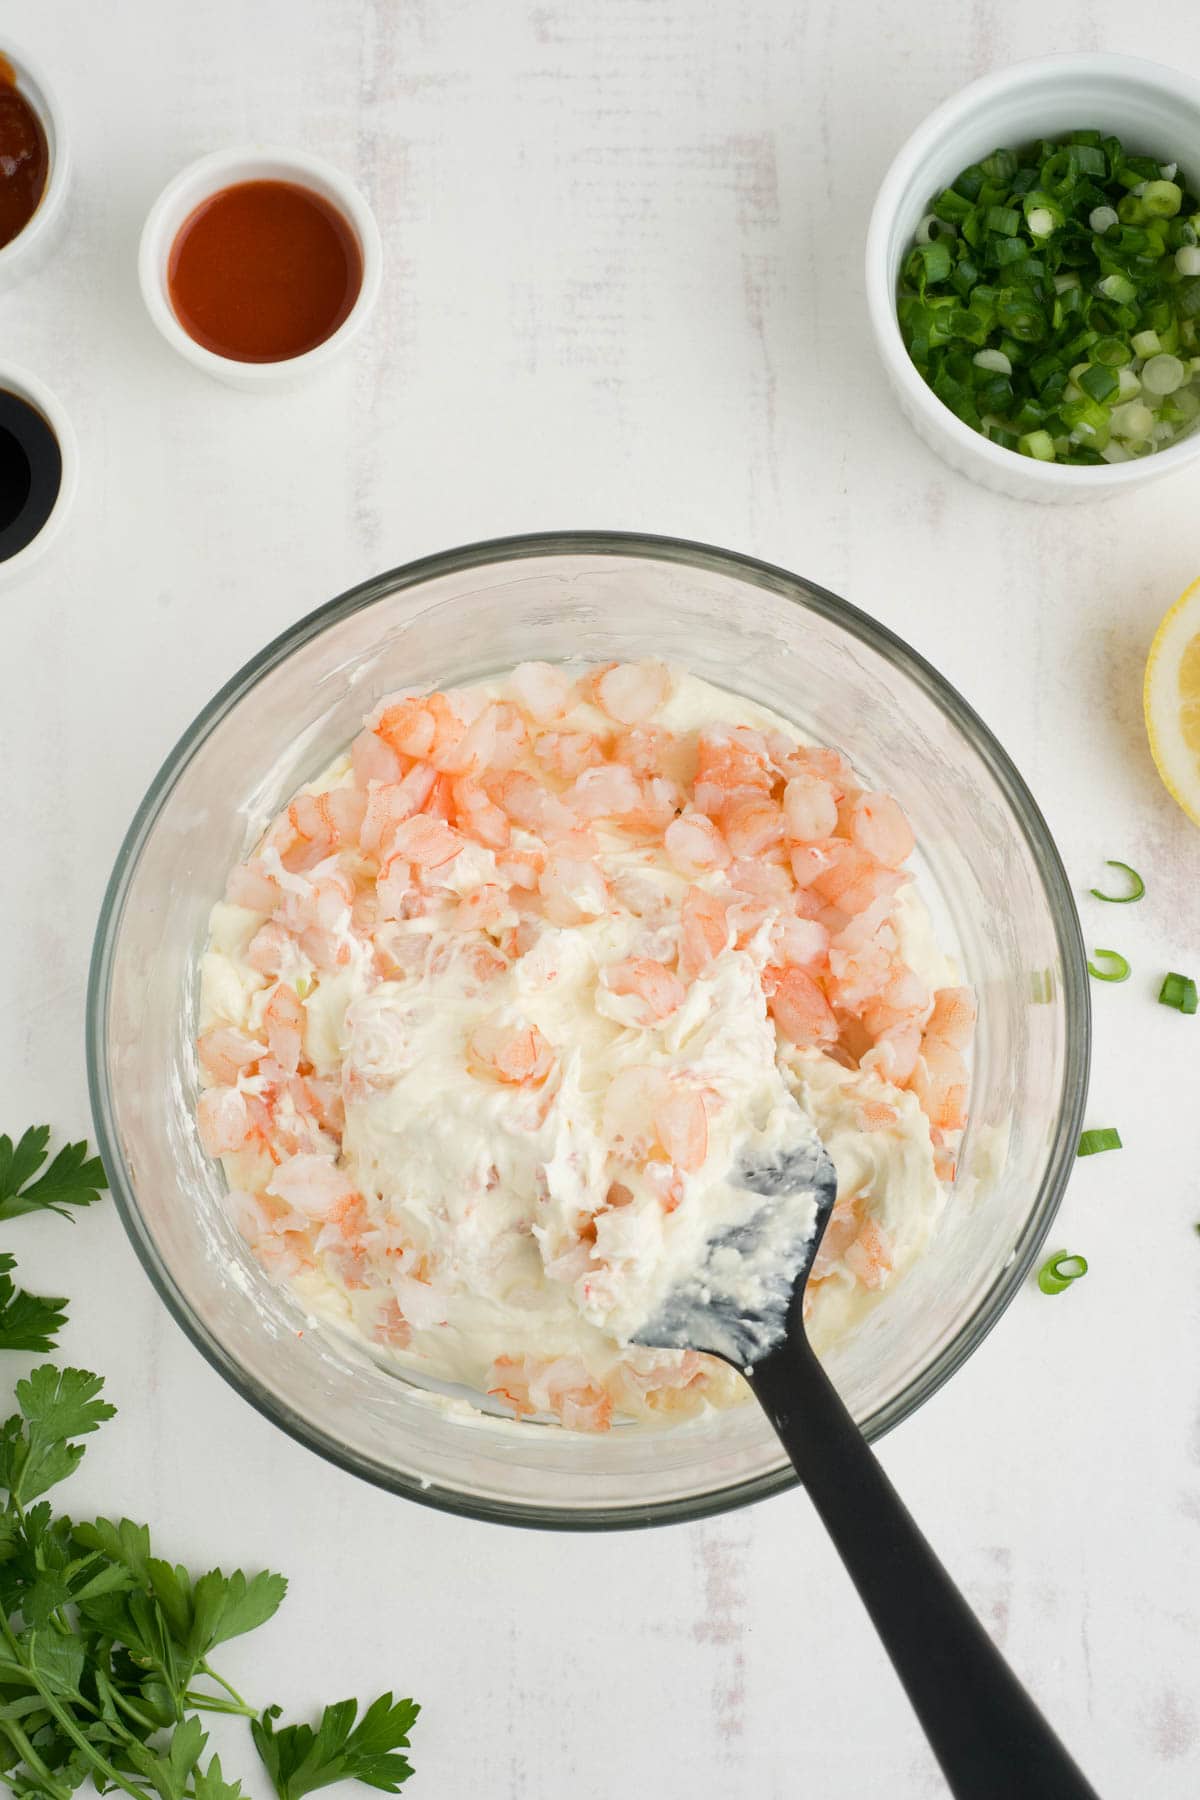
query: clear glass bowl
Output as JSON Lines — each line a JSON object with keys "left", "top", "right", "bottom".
{"left": 87, "top": 533, "right": 1089, "bottom": 1529}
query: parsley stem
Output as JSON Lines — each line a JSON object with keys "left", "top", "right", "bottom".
{"left": 0, "top": 1717, "right": 72, "bottom": 1800}
{"left": 199, "top": 1658, "right": 252, "bottom": 1711}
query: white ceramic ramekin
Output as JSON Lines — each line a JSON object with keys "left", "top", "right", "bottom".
{"left": 0, "top": 41, "right": 70, "bottom": 290}
{"left": 0, "top": 362, "right": 78, "bottom": 589}
{"left": 137, "top": 146, "right": 383, "bottom": 391}
{"left": 866, "top": 53, "right": 1200, "bottom": 503}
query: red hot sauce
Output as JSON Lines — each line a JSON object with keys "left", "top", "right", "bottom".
{"left": 167, "top": 179, "right": 364, "bottom": 363}
{"left": 0, "top": 55, "right": 49, "bottom": 250}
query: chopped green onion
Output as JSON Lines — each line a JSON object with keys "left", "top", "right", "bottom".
{"left": 1089, "top": 859, "right": 1144, "bottom": 902}
{"left": 1077, "top": 1128, "right": 1122, "bottom": 1157}
{"left": 1158, "top": 971, "right": 1198, "bottom": 1013}
{"left": 1087, "top": 948, "right": 1130, "bottom": 982}
{"left": 1038, "top": 1251, "right": 1089, "bottom": 1295}
{"left": 897, "top": 133, "right": 1200, "bottom": 464}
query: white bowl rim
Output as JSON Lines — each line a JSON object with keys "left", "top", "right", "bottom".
{"left": 0, "top": 38, "right": 71, "bottom": 281}
{"left": 0, "top": 360, "right": 79, "bottom": 587}
{"left": 137, "top": 144, "right": 383, "bottom": 380}
{"left": 865, "top": 50, "right": 1200, "bottom": 491}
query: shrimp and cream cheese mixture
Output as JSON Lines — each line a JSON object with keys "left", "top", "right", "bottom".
{"left": 195, "top": 660, "right": 975, "bottom": 1431}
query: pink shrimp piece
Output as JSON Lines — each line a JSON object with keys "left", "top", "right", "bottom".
{"left": 593, "top": 659, "right": 671, "bottom": 725}
{"left": 783, "top": 772, "right": 839, "bottom": 843}
{"left": 765, "top": 966, "right": 838, "bottom": 1048}
{"left": 226, "top": 861, "right": 280, "bottom": 912}
{"left": 268, "top": 1153, "right": 359, "bottom": 1220}
{"left": 533, "top": 731, "right": 607, "bottom": 780}
{"left": 538, "top": 853, "right": 609, "bottom": 926}
{"left": 721, "top": 796, "right": 784, "bottom": 858}
{"left": 361, "top": 765, "right": 438, "bottom": 853}
{"left": 844, "top": 1217, "right": 892, "bottom": 1291}
{"left": 693, "top": 725, "right": 773, "bottom": 816}
{"left": 351, "top": 727, "right": 405, "bottom": 789}
{"left": 196, "top": 1085, "right": 255, "bottom": 1157}
{"left": 654, "top": 1086, "right": 708, "bottom": 1173}
{"left": 809, "top": 844, "right": 903, "bottom": 918}
{"left": 511, "top": 660, "right": 575, "bottom": 722}
{"left": 924, "top": 986, "right": 976, "bottom": 1052}
{"left": 602, "top": 958, "right": 687, "bottom": 1023}
{"left": 245, "top": 921, "right": 298, "bottom": 976}
{"left": 851, "top": 793, "right": 915, "bottom": 869}
{"left": 911, "top": 1039, "right": 969, "bottom": 1134}
{"left": 770, "top": 915, "right": 830, "bottom": 970}
{"left": 455, "top": 884, "right": 511, "bottom": 933}
{"left": 603, "top": 1066, "right": 670, "bottom": 1162}
{"left": 485, "top": 770, "right": 577, "bottom": 839}
{"left": 376, "top": 856, "right": 413, "bottom": 922}
{"left": 386, "top": 814, "right": 463, "bottom": 869}
{"left": 664, "top": 811, "right": 731, "bottom": 876}
{"left": 679, "top": 887, "right": 730, "bottom": 980}
{"left": 197, "top": 1026, "right": 263, "bottom": 1085}
{"left": 263, "top": 983, "right": 306, "bottom": 1074}
{"left": 468, "top": 1018, "right": 556, "bottom": 1085}
{"left": 374, "top": 1296, "right": 412, "bottom": 1349}
{"left": 565, "top": 762, "right": 642, "bottom": 820}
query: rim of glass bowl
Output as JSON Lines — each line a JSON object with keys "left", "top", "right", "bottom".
{"left": 86, "top": 530, "right": 1091, "bottom": 1530}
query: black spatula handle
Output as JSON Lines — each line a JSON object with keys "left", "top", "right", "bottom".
{"left": 749, "top": 1330, "right": 1102, "bottom": 1798}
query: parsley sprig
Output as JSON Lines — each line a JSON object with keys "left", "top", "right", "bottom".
{"left": 0, "top": 1130, "right": 419, "bottom": 1800}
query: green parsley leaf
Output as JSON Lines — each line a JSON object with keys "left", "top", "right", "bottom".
{"left": 252, "top": 1695, "right": 419, "bottom": 1800}
{"left": 0, "top": 1366, "right": 115, "bottom": 1504}
{"left": 0, "top": 1128, "right": 108, "bottom": 1223}
{"left": 0, "top": 1254, "right": 69, "bottom": 1353}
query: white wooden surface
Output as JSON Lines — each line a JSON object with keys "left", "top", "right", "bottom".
{"left": 3, "top": 3, "right": 1200, "bottom": 1795}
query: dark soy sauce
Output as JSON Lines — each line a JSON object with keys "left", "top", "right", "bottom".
{"left": 0, "top": 390, "right": 61, "bottom": 563}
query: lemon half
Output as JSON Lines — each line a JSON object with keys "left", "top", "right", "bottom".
{"left": 1145, "top": 577, "right": 1200, "bottom": 826}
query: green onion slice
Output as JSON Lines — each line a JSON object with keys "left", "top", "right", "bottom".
{"left": 1078, "top": 1128, "right": 1122, "bottom": 1156}
{"left": 1089, "top": 860, "right": 1145, "bottom": 902}
{"left": 1038, "top": 1251, "right": 1089, "bottom": 1295}
{"left": 1158, "top": 971, "right": 1198, "bottom": 1013}
{"left": 1087, "top": 948, "right": 1130, "bottom": 982}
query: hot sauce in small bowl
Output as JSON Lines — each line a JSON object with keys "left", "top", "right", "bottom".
{"left": 139, "top": 148, "right": 381, "bottom": 388}
{"left": 168, "top": 180, "right": 363, "bottom": 363}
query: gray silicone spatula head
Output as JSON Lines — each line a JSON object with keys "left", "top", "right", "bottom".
{"left": 629, "top": 1132, "right": 838, "bottom": 1369}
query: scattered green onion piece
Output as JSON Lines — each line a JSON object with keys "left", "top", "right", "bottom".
{"left": 1087, "top": 948, "right": 1130, "bottom": 982}
{"left": 1077, "top": 1129, "right": 1122, "bottom": 1157}
{"left": 1038, "top": 1251, "right": 1089, "bottom": 1294}
{"left": 1089, "top": 859, "right": 1144, "bottom": 902}
{"left": 1158, "top": 972, "right": 1198, "bottom": 1013}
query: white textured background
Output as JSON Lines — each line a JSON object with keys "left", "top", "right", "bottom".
{"left": 3, "top": 2, "right": 1200, "bottom": 1795}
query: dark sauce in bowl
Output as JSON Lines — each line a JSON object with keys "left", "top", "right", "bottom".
{"left": 0, "top": 390, "right": 62, "bottom": 563}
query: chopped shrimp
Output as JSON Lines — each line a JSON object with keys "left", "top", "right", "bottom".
{"left": 351, "top": 727, "right": 405, "bottom": 789}
{"left": 468, "top": 1018, "right": 556, "bottom": 1085}
{"left": 602, "top": 958, "right": 687, "bottom": 1023}
{"left": 679, "top": 886, "right": 730, "bottom": 980}
{"left": 566, "top": 762, "right": 642, "bottom": 819}
{"left": 653, "top": 1085, "right": 708, "bottom": 1173}
{"left": 844, "top": 1217, "right": 892, "bottom": 1290}
{"left": 851, "top": 793, "right": 915, "bottom": 869}
{"left": 197, "top": 1026, "right": 263, "bottom": 1085}
{"left": 663, "top": 811, "right": 731, "bottom": 875}
{"left": 361, "top": 766, "right": 438, "bottom": 853}
{"left": 385, "top": 814, "right": 463, "bottom": 869}
{"left": 593, "top": 659, "right": 671, "bottom": 725}
{"left": 511, "top": 660, "right": 575, "bottom": 721}
{"left": 226, "top": 861, "right": 280, "bottom": 912}
{"left": 721, "top": 796, "right": 784, "bottom": 857}
{"left": 532, "top": 731, "right": 606, "bottom": 780}
{"left": 765, "top": 966, "right": 838, "bottom": 1047}
{"left": 197, "top": 1085, "right": 255, "bottom": 1156}
{"left": 538, "top": 853, "right": 608, "bottom": 925}
{"left": 783, "top": 772, "right": 839, "bottom": 842}
{"left": 924, "top": 986, "right": 976, "bottom": 1052}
